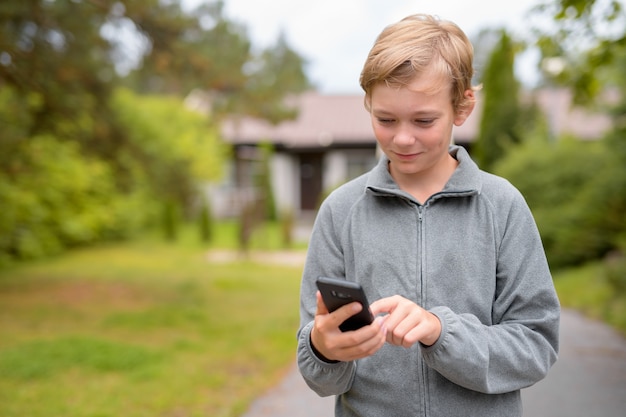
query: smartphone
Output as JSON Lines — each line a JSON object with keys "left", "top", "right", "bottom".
{"left": 316, "top": 277, "right": 374, "bottom": 332}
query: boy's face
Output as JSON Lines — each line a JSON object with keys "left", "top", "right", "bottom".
{"left": 368, "top": 71, "right": 473, "bottom": 183}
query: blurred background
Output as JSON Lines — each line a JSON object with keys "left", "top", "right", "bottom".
{"left": 0, "top": 1, "right": 624, "bottom": 416}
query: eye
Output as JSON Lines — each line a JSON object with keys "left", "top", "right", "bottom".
{"left": 415, "top": 118, "right": 435, "bottom": 126}
{"left": 376, "top": 117, "right": 395, "bottom": 124}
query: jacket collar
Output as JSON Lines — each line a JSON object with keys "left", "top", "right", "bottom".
{"left": 365, "top": 145, "right": 482, "bottom": 202}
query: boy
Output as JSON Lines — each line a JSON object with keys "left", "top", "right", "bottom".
{"left": 297, "top": 14, "right": 559, "bottom": 417}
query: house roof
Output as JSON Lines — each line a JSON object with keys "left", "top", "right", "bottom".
{"left": 219, "top": 89, "right": 614, "bottom": 148}
{"left": 221, "top": 93, "right": 374, "bottom": 149}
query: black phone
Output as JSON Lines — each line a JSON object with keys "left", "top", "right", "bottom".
{"left": 316, "top": 277, "right": 374, "bottom": 332}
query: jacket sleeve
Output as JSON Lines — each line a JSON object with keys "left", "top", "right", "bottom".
{"left": 421, "top": 190, "right": 560, "bottom": 394}
{"left": 296, "top": 197, "right": 357, "bottom": 397}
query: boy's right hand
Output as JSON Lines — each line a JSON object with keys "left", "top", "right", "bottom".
{"left": 310, "top": 291, "right": 387, "bottom": 362}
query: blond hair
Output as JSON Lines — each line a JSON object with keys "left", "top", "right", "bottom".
{"left": 360, "top": 14, "right": 476, "bottom": 113}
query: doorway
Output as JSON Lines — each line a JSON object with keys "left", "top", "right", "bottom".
{"left": 299, "top": 153, "right": 323, "bottom": 211}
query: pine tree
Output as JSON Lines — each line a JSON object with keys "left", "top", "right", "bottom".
{"left": 474, "top": 30, "right": 521, "bottom": 171}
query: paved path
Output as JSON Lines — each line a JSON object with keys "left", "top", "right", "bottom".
{"left": 522, "top": 309, "right": 626, "bottom": 416}
{"left": 240, "top": 309, "right": 626, "bottom": 417}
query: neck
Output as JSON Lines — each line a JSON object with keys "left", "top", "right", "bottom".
{"left": 390, "top": 154, "right": 458, "bottom": 203}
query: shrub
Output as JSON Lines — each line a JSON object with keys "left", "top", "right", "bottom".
{"left": 605, "top": 236, "right": 626, "bottom": 293}
{"left": 494, "top": 136, "right": 626, "bottom": 269}
{"left": 0, "top": 136, "right": 150, "bottom": 264}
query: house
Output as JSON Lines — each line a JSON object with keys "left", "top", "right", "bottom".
{"left": 207, "top": 89, "right": 614, "bottom": 219}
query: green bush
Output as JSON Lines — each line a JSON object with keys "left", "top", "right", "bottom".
{"left": 605, "top": 235, "right": 626, "bottom": 293}
{"left": 0, "top": 136, "right": 149, "bottom": 264}
{"left": 111, "top": 89, "right": 228, "bottom": 208}
{"left": 0, "top": 87, "right": 229, "bottom": 265}
{"left": 494, "top": 136, "right": 626, "bottom": 269}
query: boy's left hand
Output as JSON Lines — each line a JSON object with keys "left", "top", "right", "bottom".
{"left": 370, "top": 295, "right": 441, "bottom": 348}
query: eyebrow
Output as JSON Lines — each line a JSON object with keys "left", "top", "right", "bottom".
{"left": 371, "top": 108, "right": 442, "bottom": 117}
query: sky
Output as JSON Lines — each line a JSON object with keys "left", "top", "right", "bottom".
{"left": 187, "top": 0, "right": 550, "bottom": 93}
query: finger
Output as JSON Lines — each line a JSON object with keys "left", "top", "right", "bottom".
{"left": 406, "top": 312, "right": 441, "bottom": 347}
{"left": 387, "top": 308, "right": 437, "bottom": 347}
{"left": 388, "top": 326, "right": 405, "bottom": 346}
{"left": 315, "top": 291, "right": 329, "bottom": 315}
{"left": 383, "top": 305, "right": 418, "bottom": 346}
{"left": 356, "top": 317, "right": 386, "bottom": 357}
{"left": 401, "top": 326, "right": 424, "bottom": 348}
{"left": 370, "top": 297, "right": 397, "bottom": 316}
{"left": 389, "top": 319, "right": 417, "bottom": 347}
{"left": 382, "top": 302, "right": 413, "bottom": 331}
{"left": 370, "top": 295, "right": 409, "bottom": 316}
{"left": 338, "top": 316, "right": 388, "bottom": 360}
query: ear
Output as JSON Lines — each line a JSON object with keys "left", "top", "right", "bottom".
{"left": 453, "top": 89, "right": 476, "bottom": 126}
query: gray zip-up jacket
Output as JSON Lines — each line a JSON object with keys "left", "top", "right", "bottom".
{"left": 297, "top": 146, "right": 560, "bottom": 417}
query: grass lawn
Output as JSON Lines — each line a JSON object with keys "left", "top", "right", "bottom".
{"left": 0, "top": 222, "right": 306, "bottom": 417}
{"left": 553, "top": 261, "right": 626, "bottom": 336}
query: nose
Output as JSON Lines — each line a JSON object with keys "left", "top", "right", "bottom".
{"left": 393, "top": 124, "right": 416, "bottom": 146}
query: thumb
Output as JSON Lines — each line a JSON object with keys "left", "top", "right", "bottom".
{"left": 315, "top": 291, "right": 329, "bottom": 315}
{"left": 316, "top": 291, "right": 363, "bottom": 328}
{"left": 331, "top": 303, "right": 364, "bottom": 329}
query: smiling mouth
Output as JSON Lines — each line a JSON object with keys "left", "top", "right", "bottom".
{"left": 395, "top": 152, "right": 420, "bottom": 160}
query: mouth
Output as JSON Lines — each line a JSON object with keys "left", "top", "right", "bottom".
{"left": 394, "top": 152, "right": 420, "bottom": 161}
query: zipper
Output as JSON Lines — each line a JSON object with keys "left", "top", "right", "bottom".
{"left": 416, "top": 204, "right": 424, "bottom": 304}
{"left": 416, "top": 204, "right": 428, "bottom": 416}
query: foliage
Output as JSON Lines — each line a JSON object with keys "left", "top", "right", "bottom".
{"left": 474, "top": 30, "right": 525, "bottom": 170}
{"left": 240, "top": 33, "right": 313, "bottom": 123}
{"left": 122, "top": 0, "right": 311, "bottom": 121}
{"left": 493, "top": 135, "right": 626, "bottom": 269}
{"left": 554, "top": 261, "right": 626, "bottom": 335}
{"left": 0, "top": 0, "right": 311, "bottom": 128}
{"left": 0, "top": 85, "right": 227, "bottom": 264}
{"left": 0, "top": 232, "right": 303, "bottom": 417}
{"left": 0, "top": 135, "right": 150, "bottom": 266}
{"left": 0, "top": 0, "right": 117, "bottom": 143}
{"left": 125, "top": 0, "right": 250, "bottom": 95}
{"left": 605, "top": 242, "right": 626, "bottom": 294}
{"left": 110, "top": 88, "right": 227, "bottom": 205}
{"left": 0, "top": 0, "right": 312, "bottom": 261}
{"left": 532, "top": 0, "right": 626, "bottom": 104}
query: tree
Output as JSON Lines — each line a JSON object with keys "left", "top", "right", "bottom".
{"left": 532, "top": 0, "right": 626, "bottom": 104}
{"left": 239, "top": 32, "right": 312, "bottom": 123}
{"left": 124, "top": 0, "right": 250, "bottom": 96}
{"left": 0, "top": 0, "right": 312, "bottom": 262}
{"left": 531, "top": 0, "right": 626, "bottom": 177}
{"left": 0, "top": 0, "right": 311, "bottom": 211}
{"left": 474, "top": 30, "right": 523, "bottom": 171}
{"left": 124, "top": 1, "right": 311, "bottom": 122}
{"left": 493, "top": 0, "right": 626, "bottom": 270}
{"left": 0, "top": 0, "right": 117, "bottom": 144}
{"left": 0, "top": 0, "right": 312, "bottom": 154}
{"left": 110, "top": 88, "right": 227, "bottom": 206}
